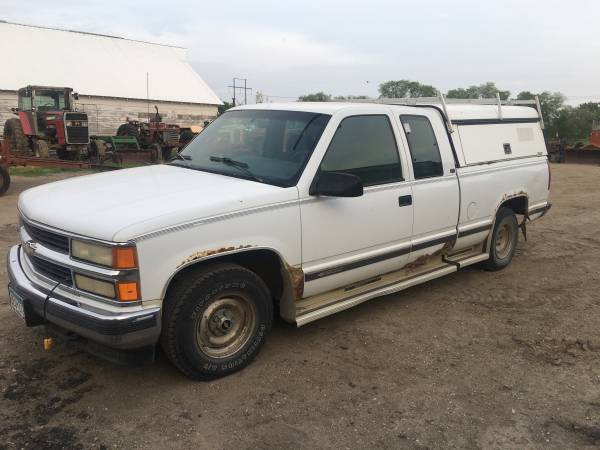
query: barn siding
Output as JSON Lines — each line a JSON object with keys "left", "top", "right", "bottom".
{"left": 0, "top": 90, "right": 218, "bottom": 136}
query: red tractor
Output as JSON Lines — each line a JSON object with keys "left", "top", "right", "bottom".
{"left": 3, "top": 85, "right": 90, "bottom": 160}
{"left": 117, "top": 106, "right": 181, "bottom": 161}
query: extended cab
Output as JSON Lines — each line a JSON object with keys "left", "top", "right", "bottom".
{"left": 7, "top": 100, "right": 551, "bottom": 379}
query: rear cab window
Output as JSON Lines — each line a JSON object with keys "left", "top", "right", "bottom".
{"left": 400, "top": 115, "right": 444, "bottom": 179}
{"left": 319, "top": 114, "right": 403, "bottom": 186}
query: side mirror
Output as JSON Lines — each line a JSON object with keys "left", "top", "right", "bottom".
{"left": 73, "top": 92, "right": 79, "bottom": 100}
{"left": 310, "top": 171, "right": 363, "bottom": 197}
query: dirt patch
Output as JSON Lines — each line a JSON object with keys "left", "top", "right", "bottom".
{"left": 1, "top": 165, "right": 600, "bottom": 449}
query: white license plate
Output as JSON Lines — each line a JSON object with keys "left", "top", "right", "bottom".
{"left": 8, "top": 287, "right": 26, "bottom": 322}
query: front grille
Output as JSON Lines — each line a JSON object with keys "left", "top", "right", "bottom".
{"left": 66, "top": 126, "right": 89, "bottom": 144}
{"left": 65, "top": 112, "right": 89, "bottom": 144}
{"left": 162, "top": 129, "right": 179, "bottom": 142}
{"left": 24, "top": 222, "right": 69, "bottom": 254}
{"left": 29, "top": 255, "right": 73, "bottom": 285}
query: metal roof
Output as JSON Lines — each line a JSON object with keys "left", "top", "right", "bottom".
{"left": 0, "top": 21, "right": 222, "bottom": 105}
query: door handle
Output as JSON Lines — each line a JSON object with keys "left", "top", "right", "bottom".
{"left": 398, "top": 195, "right": 412, "bottom": 207}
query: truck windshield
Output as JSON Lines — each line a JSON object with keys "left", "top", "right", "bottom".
{"left": 174, "top": 110, "right": 330, "bottom": 187}
{"left": 34, "top": 89, "right": 66, "bottom": 110}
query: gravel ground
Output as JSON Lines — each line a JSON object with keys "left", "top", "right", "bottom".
{"left": 1, "top": 163, "right": 600, "bottom": 450}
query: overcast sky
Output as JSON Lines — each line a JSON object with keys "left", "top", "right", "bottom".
{"left": 2, "top": 0, "right": 599, "bottom": 104}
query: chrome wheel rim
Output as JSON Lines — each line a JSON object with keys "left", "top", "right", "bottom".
{"left": 495, "top": 223, "right": 513, "bottom": 260}
{"left": 196, "top": 293, "right": 257, "bottom": 359}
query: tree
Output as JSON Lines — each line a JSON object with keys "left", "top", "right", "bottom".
{"left": 333, "top": 95, "right": 370, "bottom": 101}
{"left": 447, "top": 82, "right": 510, "bottom": 100}
{"left": 551, "top": 102, "right": 600, "bottom": 142}
{"left": 218, "top": 100, "right": 233, "bottom": 115}
{"left": 298, "top": 92, "right": 332, "bottom": 102}
{"left": 378, "top": 80, "right": 438, "bottom": 98}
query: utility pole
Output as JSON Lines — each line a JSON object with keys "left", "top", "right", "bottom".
{"left": 228, "top": 77, "right": 252, "bottom": 106}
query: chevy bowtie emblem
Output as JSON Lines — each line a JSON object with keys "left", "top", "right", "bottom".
{"left": 23, "top": 240, "right": 38, "bottom": 256}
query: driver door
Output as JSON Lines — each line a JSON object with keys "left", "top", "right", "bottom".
{"left": 300, "top": 113, "right": 414, "bottom": 297}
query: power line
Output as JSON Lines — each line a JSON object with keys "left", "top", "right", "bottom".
{"left": 227, "top": 77, "right": 252, "bottom": 106}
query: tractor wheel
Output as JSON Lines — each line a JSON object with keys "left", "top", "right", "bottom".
{"left": 89, "top": 139, "right": 107, "bottom": 160}
{"left": 3, "top": 118, "right": 29, "bottom": 154}
{"left": 161, "top": 147, "right": 172, "bottom": 161}
{"left": 150, "top": 143, "right": 162, "bottom": 163}
{"left": 117, "top": 123, "right": 139, "bottom": 138}
{"left": 0, "top": 165, "right": 10, "bottom": 196}
{"left": 34, "top": 139, "right": 50, "bottom": 158}
{"left": 57, "top": 149, "right": 69, "bottom": 160}
{"left": 179, "top": 129, "right": 195, "bottom": 147}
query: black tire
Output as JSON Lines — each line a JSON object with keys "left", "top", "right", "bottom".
{"left": 3, "top": 118, "right": 29, "bottom": 153}
{"left": 56, "top": 149, "right": 70, "bottom": 160}
{"left": 482, "top": 207, "right": 518, "bottom": 271}
{"left": 0, "top": 165, "right": 10, "bottom": 196}
{"left": 179, "top": 129, "right": 194, "bottom": 146}
{"left": 161, "top": 146, "right": 172, "bottom": 162}
{"left": 116, "top": 123, "right": 139, "bottom": 138}
{"left": 160, "top": 263, "right": 273, "bottom": 380}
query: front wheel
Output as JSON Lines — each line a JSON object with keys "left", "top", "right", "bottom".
{"left": 482, "top": 207, "right": 518, "bottom": 271}
{"left": 160, "top": 263, "right": 273, "bottom": 380}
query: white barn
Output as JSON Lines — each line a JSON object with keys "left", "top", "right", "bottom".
{"left": 0, "top": 21, "right": 222, "bottom": 135}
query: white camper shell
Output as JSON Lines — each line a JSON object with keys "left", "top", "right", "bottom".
{"left": 447, "top": 104, "right": 544, "bottom": 165}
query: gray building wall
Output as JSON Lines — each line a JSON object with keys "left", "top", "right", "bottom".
{"left": 0, "top": 90, "right": 218, "bottom": 136}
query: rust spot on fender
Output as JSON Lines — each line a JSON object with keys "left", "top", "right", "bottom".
{"left": 285, "top": 263, "right": 305, "bottom": 300}
{"left": 177, "top": 245, "right": 252, "bottom": 268}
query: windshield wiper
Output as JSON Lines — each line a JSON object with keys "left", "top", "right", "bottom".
{"left": 209, "top": 156, "right": 264, "bottom": 183}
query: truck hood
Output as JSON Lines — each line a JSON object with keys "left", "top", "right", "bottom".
{"left": 18, "top": 165, "right": 299, "bottom": 242}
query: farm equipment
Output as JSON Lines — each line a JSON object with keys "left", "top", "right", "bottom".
{"left": 546, "top": 138, "right": 566, "bottom": 163}
{"left": 3, "top": 86, "right": 89, "bottom": 160}
{"left": 117, "top": 106, "right": 182, "bottom": 160}
{"left": 0, "top": 150, "right": 9, "bottom": 195}
{"left": 564, "top": 121, "right": 600, "bottom": 164}
{"left": 89, "top": 135, "right": 163, "bottom": 164}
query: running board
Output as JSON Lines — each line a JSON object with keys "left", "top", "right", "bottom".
{"left": 454, "top": 253, "right": 489, "bottom": 268}
{"left": 295, "top": 265, "right": 457, "bottom": 326}
{"left": 445, "top": 247, "right": 490, "bottom": 268}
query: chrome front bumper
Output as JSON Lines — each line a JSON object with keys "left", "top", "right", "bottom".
{"left": 7, "top": 245, "right": 161, "bottom": 350}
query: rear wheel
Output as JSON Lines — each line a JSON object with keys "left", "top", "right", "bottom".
{"left": 117, "top": 123, "right": 139, "bottom": 138}
{"left": 0, "top": 165, "right": 10, "bottom": 196}
{"left": 482, "top": 207, "right": 518, "bottom": 271}
{"left": 3, "top": 118, "right": 29, "bottom": 154}
{"left": 160, "top": 263, "right": 273, "bottom": 380}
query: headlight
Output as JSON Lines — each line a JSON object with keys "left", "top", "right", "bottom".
{"left": 71, "top": 240, "right": 137, "bottom": 269}
{"left": 75, "top": 274, "right": 116, "bottom": 298}
{"left": 71, "top": 240, "right": 113, "bottom": 266}
{"left": 66, "top": 120, "right": 88, "bottom": 127}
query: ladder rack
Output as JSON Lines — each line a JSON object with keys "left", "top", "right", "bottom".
{"left": 344, "top": 93, "right": 544, "bottom": 132}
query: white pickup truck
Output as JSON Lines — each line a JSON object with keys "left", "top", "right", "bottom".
{"left": 7, "top": 99, "right": 551, "bottom": 379}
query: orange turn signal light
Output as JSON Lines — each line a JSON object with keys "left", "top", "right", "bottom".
{"left": 113, "top": 247, "right": 137, "bottom": 269}
{"left": 117, "top": 281, "right": 140, "bottom": 302}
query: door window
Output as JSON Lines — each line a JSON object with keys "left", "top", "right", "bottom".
{"left": 400, "top": 115, "right": 443, "bottom": 179}
{"left": 319, "top": 115, "right": 402, "bottom": 186}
